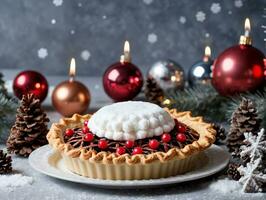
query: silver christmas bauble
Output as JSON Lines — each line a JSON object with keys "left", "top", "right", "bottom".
{"left": 188, "top": 59, "right": 213, "bottom": 86}
{"left": 147, "top": 60, "right": 185, "bottom": 91}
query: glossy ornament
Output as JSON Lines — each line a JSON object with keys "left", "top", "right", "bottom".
{"left": 212, "top": 18, "right": 265, "bottom": 96}
{"left": 188, "top": 46, "right": 213, "bottom": 86}
{"left": 147, "top": 59, "right": 184, "bottom": 92}
{"left": 52, "top": 58, "right": 90, "bottom": 117}
{"left": 103, "top": 41, "right": 143, "bottom": 101}
{"left": 13, "top": 70, "right": 48, "bottom": 102}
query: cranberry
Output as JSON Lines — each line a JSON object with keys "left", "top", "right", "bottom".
{"left": 83, "top": 120, "right": 89, "bottom": 126}
{"left": 116, "top": 147, "right": 126, "bottom": 155}
{"left": 98, "top": 139, "right": 108, "bottom": 149}
{"left": 125, "top": 140, "right": 135, "bottom": 148}
{"left": 84, "top": 133, "right": 94, "bottom": 142}
{"left": 149, "top": 139, "right": 160, "bottom": 150}
{"left": 161, "top": 133, "right": 171, "bottom": 143}
{"left": 176, "top": 133, "right": 187, "bottom": 143}
{"left": 82, "top": 126, "right": 90, "bottom": 134}
{"left": 65, "top": 129, "right": 74, "bottom": 137}
{"left": 132, "top": 147, "right": 143, "bottom": 155}
{"left": 178, "top": 124, "right": 186, "bottom": 133}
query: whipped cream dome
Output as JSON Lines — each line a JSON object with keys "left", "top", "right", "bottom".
{"left": 88, "top": 101, "right": 175, "bottom": 141}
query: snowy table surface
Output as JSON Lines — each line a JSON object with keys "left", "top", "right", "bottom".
{"left": 0, "top": 114, "right": 265, "bottom": 200}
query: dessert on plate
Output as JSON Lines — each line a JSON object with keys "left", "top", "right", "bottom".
{"left": 47, "top": 101, "right": 216, "bottom": 180}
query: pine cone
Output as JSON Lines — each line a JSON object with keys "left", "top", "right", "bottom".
{"left": 144, "top": 78, "right": 164, "bottom": 105}
{"left": 227, "top": 98, "right": 261, "bottom": 157}
{"left": 212, "top": 123, "right": 226, "bottom": 144}
{"left": 0, "top": 149, "right": 12, "bottom": 174}
{"left": 7, "top": 93, "right": 50, "bottom": 157}
{"left": 227, "top": 163, "right": 241, "bottom": 181}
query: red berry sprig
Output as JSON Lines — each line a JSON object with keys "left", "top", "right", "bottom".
{"left": 178, "top": 124, "right": 186, "bottom": 133}
{"left": 84, "top": 133, "right": 94, "bottom": 142}
{"left": 125, "top": 140, "right": 135, "bottom": 148}
{"left": 161, "top": 133, "right": 171, "bottom": 143}
{"left": 65, "top": 129, "right": 74, "bottom": 137}
{"left": 149, "top": 139, "right": 160, "bottom": 150}
{"left": 98, "top": 139, "right": 108, "bottom": 149}
{"left": 116, "top": 147, "right": 126, "bottom": 155}
{"left": 132, "top": 147, "right": 143, "bottom": 155}
{"left": 83, "top": 120, "right": 89, "bottom": 126}
{"left": 82, "top": 126, "right": 90, "bottom": 134}
{"left": 176, "top": 133, "right": 187, "bottom": 143}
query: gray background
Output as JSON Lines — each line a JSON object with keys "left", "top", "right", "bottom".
{"left": 0, "top": 0, "right": 265, "bottom": 77}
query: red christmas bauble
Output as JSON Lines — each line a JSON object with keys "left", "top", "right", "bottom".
{"left": 212, "top": 45, "right": 265, "bottom": 96}
{"left": 103, "top": 62, "right": 143, "bottom": 101}
{"left": 13, "top": 70, "right": 49, "bottom": 102}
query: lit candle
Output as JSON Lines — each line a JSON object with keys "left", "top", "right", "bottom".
{"left": 203, "top": 46, "right": 211, "bottom": 62}
{"left": 239, "top": 18, "right": 252, "bottom": 45}
{"left": 244, "top": 18, "right": 251, "bottom": 37}
{"left": 52, "top": 58, "right": 91, "bottom": 117}
{"left": 120, "top": 40, "right": 131, "bottom": 63}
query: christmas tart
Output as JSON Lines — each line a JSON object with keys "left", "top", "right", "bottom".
{"left": 47, "top": 101, "right": 216, "bottom": 180}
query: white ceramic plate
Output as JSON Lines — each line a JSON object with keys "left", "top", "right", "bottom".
{"left": 29, "top": 145, "right": 229, "bottom": 189}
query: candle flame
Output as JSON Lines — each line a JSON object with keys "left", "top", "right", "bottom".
{"left": 244, "top": 18, "right": 251, "bottom": 31}
{"left": 124, "top": 40, "right": 130, "bottom": 53}
{"left": 205, "top": 46, "right": 211, "bottom": 57}
{"left": 69, "top": 58, "right": 76, "bottom": 77}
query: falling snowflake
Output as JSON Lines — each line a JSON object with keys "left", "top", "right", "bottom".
{"left": 228, "top": 10, "right": 232, "bottom": 15}
{"left": 210, "top": 3, "right": 221, "bottom": 14}
{"left": 70, "top": 30, "right": 75, "bottom": 35}
{"left": 196, "top": 11, "right": 206, "bottom": 22}
{"left": 94, "top": 84, "right": 100, "bottom": 90}
{"left": 53, "top": 0, "right": 63, "bottom": 7}
{"left": 205, "top": 33, "right": 210, "bottom": 38}
{"left": 147, "top": 33, "right": 158, "bottom": 44}
{"left": 80, "top": 50, "right": 91, "bottom": 61}
{"left": 179, "top": 16, "right": 186, "bottom": 24}
{"left": 51, "top": 19, "right": 56, "bottom": 24}
{"left": 78, "top": 2, "right": 82, "bottom": 7}
{"left": 102, "top": 15, "right": 107, "bottom": 20}
{"left": 234, "top": 0, "right": 243, "bottom": 8}
{"left": 37, "top": 48, "right": 48, "bottom": 59}
{"left": 143, "top": 0, "right": 153, "bottom": 5}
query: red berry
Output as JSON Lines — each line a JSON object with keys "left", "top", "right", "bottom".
{"left": 174, "top": 119, "right": 179, "bottom": 126}
{"left": 176, "top": 133, "right": 187, "bottom": 143}
{"left": 125, "top": 140, "right": 135, "bottom": 148}
{"left": 149, "top": 139, "right": 160, "bottom": 150}
{"left": 65, "top": 129, "right": 74, "bottom": 137}
{"left": 116, "top": 147, "right": 126, "bottom": 155}
{"left": 98, "top": 139, "right": 108, "bottom": 149}
{"left": 132, "top": 147, "right": 143, "bottom": 155}
{"left": 178, "top": 124, "right": 186, "bottom": 133}
{"left": 84, "top": 133, "right": 94, "bottom": 142}
{"left": 84, "top": 120, "right": 89, "bottom": 126}
{"left": 161, "top": 133, "right": 171, "bottom": 143}
{"left": 82, "top": 126, "right": 90, "bottom": 134}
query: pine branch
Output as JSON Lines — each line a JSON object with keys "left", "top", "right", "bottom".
{"left": 163, "top": 84, "right": 229, "bottom": 122}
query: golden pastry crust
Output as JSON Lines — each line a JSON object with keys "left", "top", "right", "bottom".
{"left": 47, "top": 109, "right": 216, "bottom": 165}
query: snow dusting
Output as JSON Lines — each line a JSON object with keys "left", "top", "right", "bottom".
{"left": 179, "top": 16, "right": 186, "bottom": 24}
{"left": 147, "top": 33, "right": 158, "bottom": 44}
{"left": 209, "top": 178, "right": 242, "bottom": 194}
{"left": 53, "top": 0, "right": 63, "bottom": 7}
{"left": 37, "top": 48, "right": 48, "bottom": 59}
{"left": 210, "top": 3, "right": 221, "bottom": 14}
{"left": 196, "top": 11, "right": 206, "bottom": 22}
{"left": 143, "top": 0, "right": 153, "bottom": 5}
{"left": 81, "top": 50, "right": 91, "bottom": 61}
{"left": 0, "top": 174, "right": 33, "bottom": 189}
{"left": 234, "top": 0, "right": 243, "bottom": 8}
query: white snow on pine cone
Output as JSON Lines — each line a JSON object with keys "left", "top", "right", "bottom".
{"left": 37, "top": 48, "right": 48, "bottom": 59}
{"left": 210, "top": 3, "right": 221, "bottom": 14}
{"left": 179, "top": 16, "right": 186, "bottom": 24}
{"left": 196, "top": 11, "right": 206, "bottom": 22}
{"left": 80, "top": 50, "right": 91, "bottom": 61}
{"left": 53, "top": 0, "right": 63, "bottom": 7}
{"left": 143, "top": 0, "right": 153, "bottom": 5}
{"left": 147, "top": 33, "right": 158, "bottom": 44}
{"left": 234, "top": 0, "right": 243, "bottom": 8}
